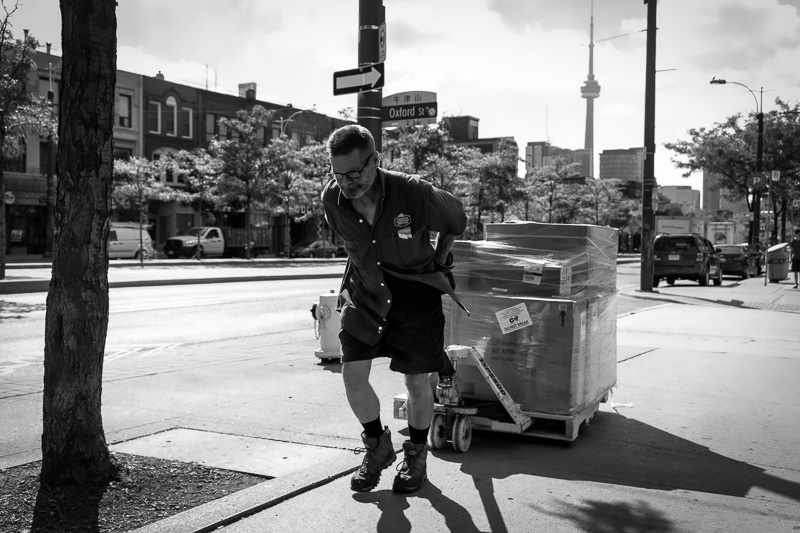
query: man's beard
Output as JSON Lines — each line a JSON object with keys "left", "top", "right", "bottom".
{"left": 340, "top": 183, "right": 367, "bottom": 199}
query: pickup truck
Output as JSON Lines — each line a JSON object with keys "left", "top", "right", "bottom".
{"left": 163, "top": 226, "right": 271, "bottom": 258}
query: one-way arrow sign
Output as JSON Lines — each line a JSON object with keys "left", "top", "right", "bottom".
{"left": 333, "top": 63, "right": 384, "bottom": 96}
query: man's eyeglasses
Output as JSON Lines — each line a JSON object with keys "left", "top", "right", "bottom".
{"left": 327, "top": 153, "right": 373, "bottom": 182}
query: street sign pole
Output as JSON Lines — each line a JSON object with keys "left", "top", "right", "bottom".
{"left": 358, "top": 0, "right": 385, "bottom": 152}
{"left": 640, "top": 0, "right": 657, "bottom": 292}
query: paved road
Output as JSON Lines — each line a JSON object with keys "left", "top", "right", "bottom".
{"left": 2, "top": 256, "right": 799, "bottom": 533}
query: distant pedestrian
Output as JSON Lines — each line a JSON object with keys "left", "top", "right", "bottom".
{"left": 790, "top": 229, "right": 800, "bottom": 288}
{"left": 321, "top": 124, "right": 467, "bottom": 494}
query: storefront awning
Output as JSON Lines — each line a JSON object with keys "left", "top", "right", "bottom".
{"left": 4, "top": 174, "right": 47, "bottom": 206}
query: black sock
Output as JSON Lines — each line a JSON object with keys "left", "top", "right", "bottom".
{"left": 362, "top": 417, "right": 384, "bottom": 439}
{"left": 409, "top": 424, "right": 429, "bottom": 445}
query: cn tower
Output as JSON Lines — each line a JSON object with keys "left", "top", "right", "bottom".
{"left": 581, "top": 0, "right": 600, "bottom": 178}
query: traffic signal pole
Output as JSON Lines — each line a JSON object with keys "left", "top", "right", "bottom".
{"left": 358, "top": 0, "right": 384, "bottom": 152}
{"left": 640, "top": 0, "right": 657, "bottom": 292}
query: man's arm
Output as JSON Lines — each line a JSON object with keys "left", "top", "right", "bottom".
{"left": 434, "top": 233, "right": 455, "bottom": 265}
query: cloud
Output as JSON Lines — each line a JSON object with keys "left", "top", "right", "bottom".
{"left": 487, "top": 0, "right": 640, "bottom": 39}
{"left": 388, "top": 19, "right": 446, "bottom": 47}
{"left": 117, "top": 0, "right": 284, "bottom": 66}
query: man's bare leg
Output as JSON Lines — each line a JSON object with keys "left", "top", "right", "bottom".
{"left": 343, "top": 359, "right": 396, "bottom": 492}
{"left": 342, "top": 359, "right": 379, "bottom": 423}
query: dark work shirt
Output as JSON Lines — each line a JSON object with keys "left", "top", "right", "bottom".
{"left": 791, "top": 237, "right": 800, "bottom": 258}
{"left": 322, "top": 168, "right": 467, "bottom": 345}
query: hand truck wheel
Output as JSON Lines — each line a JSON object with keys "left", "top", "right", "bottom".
{"left": 452, "top": 415, "right": 472, "bottom": 452}
{"left": 428, "top": 413, "right": 448, "bottom": 450}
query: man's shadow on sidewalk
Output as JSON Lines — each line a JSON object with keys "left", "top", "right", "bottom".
{"left": 351, "top": 411, "right": 800, "bottom": 533}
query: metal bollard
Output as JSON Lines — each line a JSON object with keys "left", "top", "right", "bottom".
{"left": 311, "top": 290, "right": 342, "bottom": 362}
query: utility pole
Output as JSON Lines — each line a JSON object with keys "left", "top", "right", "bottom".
{"left": 358, "top": 0, "right": 384, "bottom": 151}
{"left": 640, "top": 0, "right": 657, "bottom": 292}
{"left": 755, "top": 94, "right": 764, "bottom": 245}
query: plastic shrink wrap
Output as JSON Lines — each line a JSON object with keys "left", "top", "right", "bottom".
{"left": 445, "top": 222, "right": 618, "bottom": 416}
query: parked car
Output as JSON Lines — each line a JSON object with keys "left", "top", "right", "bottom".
{"left": 715, "top": 243, "right": 758, "bottom": 279}
{"left": 108, "top": 222, "right": 154, "bottom": 260}
{"left": 289, "top": 239, "right": 344, "bottom": 258}
{"left": 653, "top": 233, "right": 722, "bottom": 287}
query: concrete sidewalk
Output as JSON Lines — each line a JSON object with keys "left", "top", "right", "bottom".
{"left": 2, "top": 258, "right": 799, "bottom": 532}
{"left": 132, "top": 305, "right": 800, "bottom": 533}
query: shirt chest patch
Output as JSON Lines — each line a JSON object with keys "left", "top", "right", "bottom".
{"left": 394, "top": 213, "right": 411, "bottom": 228}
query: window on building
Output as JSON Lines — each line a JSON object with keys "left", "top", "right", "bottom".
{"left": 147, "top": 101, "right": 161, "bottom": 133}
{"left": 180, "top": 107, "right": 192, "bottom": 138}
{"left": 272, "top": 126, "right": 281, "bottom": 140}
{"left": 113, "top": 147, "right": 133, "bottom": 160}
{"left": 39, "top": 141, "right": 56, "bottom": 176}
{"left": 4, "top": 139, "right": 26, "bottom": 172}
{"left": 205, "top": 113, "right": 216, "bottom": 142}
{"left": 219, "top": 122, "right": 228, "bottom": 139}
{"left": 165, "top": 96, "right": 177, "bottom": 136}
{"left": 291, "top": 131, "right": 300, "bottom": 144}
{"left": 118, "top": 93, "right": 132, "bottom": 128}
{"left": 305, "top": 134, "right": 315, "bottom": 145}
{"left": 258, "top": 127, "right": 267, "bottom": 146}
{"left": 38, "top": 77, "right": 60, "bottom": 115}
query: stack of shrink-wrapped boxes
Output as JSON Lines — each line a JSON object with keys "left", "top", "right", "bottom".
{"left": 444, "top": 221, "right": 618, "bottom": 417}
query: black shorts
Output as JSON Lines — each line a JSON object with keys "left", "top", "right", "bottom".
{"left": 791, "top": 258, "right": 800, "bottom": 273}
{"left": 340, "top": 275, "right": 452, "bottom": 375}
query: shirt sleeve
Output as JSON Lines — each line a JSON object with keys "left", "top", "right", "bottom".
{"left": 425, "top": 181, "right": 467, "bottom": 236}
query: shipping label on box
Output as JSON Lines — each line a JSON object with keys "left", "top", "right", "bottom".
{"left": 495, "top": 303, "right": 533, "bottom": 335}
{"left": 522, "top": 262, "right": 544, "bottom": 285}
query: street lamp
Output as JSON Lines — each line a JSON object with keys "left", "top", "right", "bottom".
{"left": 277, "top": 106, "right": 315, "bottom": 138}
{"left": 709, "top": 78, "right": 763, "bottom": 246}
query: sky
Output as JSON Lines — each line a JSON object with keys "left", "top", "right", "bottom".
{"left": 10, "top": 0, "right": 800, "bottom": 196}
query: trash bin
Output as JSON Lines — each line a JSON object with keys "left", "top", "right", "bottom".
{"left": 766, "top": 242, "right": 790, "bottom": 282}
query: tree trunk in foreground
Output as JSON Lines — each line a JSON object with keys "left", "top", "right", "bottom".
{"left": 41, "top": 0, "right": 118, "bottom": 485}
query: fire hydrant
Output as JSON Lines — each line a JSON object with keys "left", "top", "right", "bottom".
{"left": 311, "top": 290, "right": 341, "bottom": 363}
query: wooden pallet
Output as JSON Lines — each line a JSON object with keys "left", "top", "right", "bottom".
{"left": 393, "top": 389, "right": 611, "bottom": 442}
{"left": 455, "top": 393, "right": 607, "bottom": 442}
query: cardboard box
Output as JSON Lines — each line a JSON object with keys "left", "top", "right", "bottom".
{"left": 482, "top": 222, "right": 618, "bottom": 296}
{"left": 453, "top": 240, "right": 575, "bottom": 297}
{"left": 443, "top": 292, "right": 617, "bottom": 415}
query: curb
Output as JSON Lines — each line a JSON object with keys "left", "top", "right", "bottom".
{"left": 131, "top": 451, "right": 362, "bottom": 533}
{"left": 0, "top": 273, "right": 345, "bottom": 295}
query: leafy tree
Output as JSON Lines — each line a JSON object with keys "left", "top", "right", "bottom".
{"left": 654, "top": 192, "right": 685, "bottom": 217}
{"left": 210, "top": 105, "right": 275, "bottom": 257}
{"left": 0, "top": 5, "right": 56, "bottom": 278}
{"left": 295, "top": 140, "right": 330, "bottom": 225}
{"left": 384, "top": 122, "right": 450, "bottom": 174}
{"left": 165, "top": 148, "right": 221, "bottom": 225}
{"left": 580, "top": 178, "right": 623, "bottom": 225}
{"left": 464, "top": 141, "right": 524, "bottom": 231}
{"left": 41, "top": 0, "right": 118, "bottom": 485}
{"left": 383, "top": 119, "right": 484, "bottom": 198}
{"left": 665, "top": 98, "right": 800, "bottom": 241}
{"left": 112, "top": 156, "right": 177, "bottom": 223}
{"left": 526, "top": 157, "right": 581, "bottom": 223}
{"left": 609, "top": 198, "right": 642, "bottom": 236}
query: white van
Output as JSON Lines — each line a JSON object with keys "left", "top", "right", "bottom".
{"left": 109, "top": 222, "right": 155, "bottom": 259}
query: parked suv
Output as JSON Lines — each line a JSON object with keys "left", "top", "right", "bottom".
{"left": 653, "top": 233, "right": 722, "bottom": 287}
